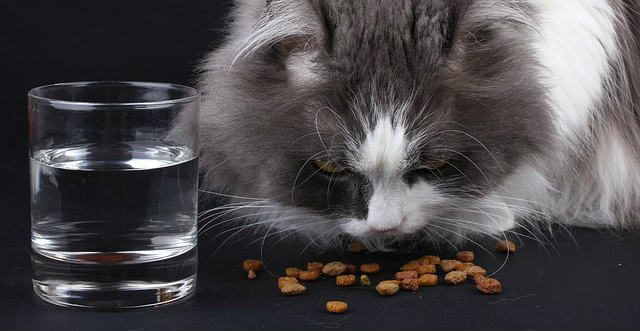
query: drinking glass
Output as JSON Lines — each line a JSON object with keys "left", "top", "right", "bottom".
{"left": 28, "top": 81, "right": 199, "bottom": 308}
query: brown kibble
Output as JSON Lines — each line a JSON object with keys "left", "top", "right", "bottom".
{"left": 248, "top": 270, "right": 257, "bottom": 280}
{"left": 395, "top": 271, "right": 418, "bottom": 280}
{"left": 465, "top": 265, "right": 487, "bottom": 278}
{"left": 380, "top": 279, "right": 402, "bottom": 285}
{"left": 336, "top": 274, "right": 356, "bottom": 286}
{"left": 418, "top": 274, "right": 438, "bottom": 287}
{"left": 476, "top": 277, "right": 502, "bottom": 294}
{"left": 278, "top": 277, "right": 299, "bottom": 289}
{"left": 242, "top": 259, "right": 263, "bottom": 272}
{"left": 456, "top": 251, "right": 475, "bottom": 262}
{"left": 326, "top": 301, "right": 348, "bottom": 314}
{"left": 298, "top": 270, "right": 320, "bottom": 281}
{"left": 445, "top": 271, "right": 466, "bottom": 285}
{"left": 401, "top": 278, "right": 419, "bottom": 291}
{"left": 360, "top": 263, "right": 381, "bottom": 274}
{"left": 347, "top": 242, "right": 365, "bottom": 253}
{"left": 346, "top": 264, "right": 357, "bottom": 274}
{"left": 360, "top": 274, "right": 371, "bottom": 286}
{"left": 399, "top": 260, "right": 421, "bottom": 271}
{"left": 416, "top": 264, "right": 436, "bottom": 275}
{"left": 307, "top": 261, "right": 324, "bottom": 272}
{"left": 455, "top": 262, "right": 475, "bottom": 272}
{"left": 420, "top": 255, "right": 441, "bottom": 265}
{"left": 322, "top": 261, "right": 347, "bottom": 276}
{"left": 280, "top": 283, "right": 306, "bottom": 295}
{"left": 440, "top": 260, "right": 462, "bottom": 273}
{"left": 495, "top": 240, "right": 516, "bottom": 254}
{"left": 376, "top": 281, "right": 400, "bottom": 296}
{"left": 285, "top": 267, "right": 301, "bottom": 278}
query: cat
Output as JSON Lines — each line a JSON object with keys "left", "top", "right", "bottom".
{"left": 194, "top": 0, "right": 640, "bottom": 250}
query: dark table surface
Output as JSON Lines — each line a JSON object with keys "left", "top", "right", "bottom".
{"left": 2, "top": 168, "right": 640, "bottom": 331}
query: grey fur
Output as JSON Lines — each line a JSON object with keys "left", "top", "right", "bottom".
{"left": 194, "top": 0, "right": 640, "bottom": 246}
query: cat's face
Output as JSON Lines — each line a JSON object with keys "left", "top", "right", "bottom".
{"left": 198, "top": 0, "right": 554, "bottom": 247}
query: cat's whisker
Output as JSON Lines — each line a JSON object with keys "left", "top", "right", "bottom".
{"left": 198, "top": 189, "right": 267, "bottom": 201}
{"left": 198, "top": 209, "right": 282, "bottom": 236}
{"left": 297, "top": 224, "right": 340, "bottom": 258}
{"left": 438, "top": 129, "right": 505, "bottom": 171}
{"left": 426, "top": 222, "right": 501, "bottom": 262}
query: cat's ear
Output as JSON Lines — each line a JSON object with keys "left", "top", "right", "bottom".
{"left": 231, "top": 0, "right": 325, "bottom": 63}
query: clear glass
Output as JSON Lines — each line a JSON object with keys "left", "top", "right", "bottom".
{"left": 28, "top": 81, "right": 199, "bottom": 309}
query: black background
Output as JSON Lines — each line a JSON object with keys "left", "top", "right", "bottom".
{"left": 2, "top": 1, "right": 640, "bottom": 330}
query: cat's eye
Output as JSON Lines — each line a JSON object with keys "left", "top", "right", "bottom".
{"left": 313, "top": 159, "right": 345, "bottom": 174}
{"left": 425, "top": 160, "right": 447, "bottom": 170}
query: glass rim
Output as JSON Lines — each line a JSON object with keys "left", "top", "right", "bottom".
{"left": 28, "top": 81, "right": 200, "bottom": 107}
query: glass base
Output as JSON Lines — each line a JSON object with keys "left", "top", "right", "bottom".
{"left": 33, "top": 275, "right": 196, "bottom": 309}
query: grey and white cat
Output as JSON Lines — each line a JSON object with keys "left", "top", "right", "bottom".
{"left": 195, "top": 0, "right": 640, "bottom": 249}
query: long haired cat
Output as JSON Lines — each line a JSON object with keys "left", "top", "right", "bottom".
{"left": 194, "top": 0, "right": 640, "bottom": 250}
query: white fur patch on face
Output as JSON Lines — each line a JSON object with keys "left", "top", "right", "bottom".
{"left": 531, "top": 0, "right": 618, "bottom": 139}
{"left": 285, "top": 51, "right": 321, "bottom": 85}
{"left": 356, "top": 116, "right": 407, "bottom": 178}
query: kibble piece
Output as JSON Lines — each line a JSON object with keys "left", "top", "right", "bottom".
{"left": 465, "top": 265, "right": 487, "bottom": 278}
{"left": 380, "top": 279, "right": 402, "bottom": 285}
{"left": 347, "top": 242, "right": 365, "bottom": 253}
{"left": 242, "top": 259, "right": 263, "bottom": 272}
{"left": 376, "top": 281, "right": 400, "bottom": 296}
{"left": 285, "top": 267, "right": 302, "bottom": 278}
{"left": 420, "top": 255, "right": 441, "bottom": 265}
{"left": 336, "top": 274, "right": 356, "bottom": 286}
{"left": 326, "top": 301, "right": 348, "bottom": 314}
{"left": 278, "top": 277, "right": 299, "bottom": 289}
{"left": 455, "top": 262, "right": 475, "bottom": 272}
{"left": 418, "top": 274, "right": 438, "bottom": 287}
{"left": 401, "top": 278, "right": 419, "bottom": 291}
{"left": 322, "top": 261, "right": 347, "bottom": 276}
{"left": 360, "top": 274, "right": 371, "bottom": 286}
{"left": 400, "top": 260, "right": 421, "bottom": 271}
{"left": 456, "top": 251, "right": 475, "bottom": 262}
{"left": 307, "top": 262, "right": 324, "bottom": 272}
{"left": 495, "top": 240, "right": 516, "bottom": 254}
{"left": 445, "top": 271, "right": 466, "bottom": 285}
{"left": 476, "top": 277, "right": 502, "bottom": 294}
{"left": 440, "top": 260, "right": 462, "bottom": 273}
{"left": 281, "top": 283, "right": 306, "bottom": 295}
{"left": 416, "top": 264, "right": 436, "bottom": 275}
{"left": 346, "top": 264, "right": 357, "bottom": 274}
{"left": 248, "top": 270, "right": 257, "bottom": 280}
{"left": 395, "top": 271, "right": 418, "bottom": 280}
{"left": 298, "top": 270, "right": 320, "bottom": 281}
{"left": 360, "top": 263, "right": 381, "bottom": 274}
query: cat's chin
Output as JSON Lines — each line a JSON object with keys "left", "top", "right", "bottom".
{"left": 340, "top": 217, "right": 425, "bottom": 239}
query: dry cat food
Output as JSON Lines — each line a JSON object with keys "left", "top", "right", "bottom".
{"left": 475, "top": 276, "right": 502, "bottom": 294}
{"left": 285, "top": 267, "right": 301, "bottom": 278}
{"left": 281, "top": 283, "right": 306, "bottom": 296}
{"left": 495, "top": 240, "right": 517, "bottom": 253}
{"left": 336, "top": 274, "right": 356, "bottom": 286}
{"left": 360, "top": 263, "right": 380, "bottom": 274}
{"left": 346, "top": 264, "right": 357, "bottom": 274}
{"left": 445, "top": 271, "right": 467, "bottom": 285}
{"left": 242, "top": 259, "right": 263, "bottom": 272}
{"left": 416, "top": 264, "right": 436, "bottom": 275}
{"left": 456, "top": 251, "right": 475, "bottom": 262}
{"left": 465, "top": 265, "right": 487, "bottom": 278}
{"left": 248, "top": 270, "right": 257, "bottom": 280}
{"left": 326, "top": 301, "right": 348, "bottom": 314}
{"left": 307, "top": 261, "right": 324, "bottom": 273}
{"left": 455, "top": 262, "right": 475, "bottom": 272}
{"left": 400, "top": 260, "right": 421, "bottom": 271}
{"left": 395, "top": 271, "right": 418, "bottom": 280}
{"left": 418, "top": 274, "right": 438, "bottom": 287}
{"left": 360, "top": 274, "right": 371, "bottom": 286}
{"left": 347, "top": 242, "right": 365, "bottom": 253}
{"left": 401, "top": 278, "right": 419, "bottom": 291}
{"left": 440, "top": 260, "right": 462, "bottom": 272}
{"left": 376, "top": 281, "right": 400, "bottom": 296}
{"left": 298, "top": 270, "right": 320, "bottom": 281}
{"left": 322, "top": 261, "right": 347, "bottom": 276}
{"left": 420, "top": 255, "right": 441, "bottom": 265}
{"left": 278, "top": 277, "right": 299, "bottom": 289}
